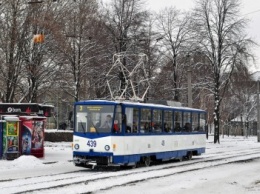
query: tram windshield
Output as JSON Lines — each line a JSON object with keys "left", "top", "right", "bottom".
{"left": 75, "top": 105, "right": 115, "bottom": 133}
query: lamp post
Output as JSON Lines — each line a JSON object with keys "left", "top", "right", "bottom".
{"left": 257, "top": 80, "right": 260, "bottom": 142}
{"left": 187, "top": 67, "right": 192, "bottom": 107}
{"left": 240, "top": 113, "right": 243, "bottom": 136}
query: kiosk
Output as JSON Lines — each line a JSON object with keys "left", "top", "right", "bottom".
{"left": 0, "top": 103, "right": 53, "bottom": 159}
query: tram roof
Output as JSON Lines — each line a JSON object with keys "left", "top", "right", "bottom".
{"left": 76, "top": 100, "right": 206, "bottom": 113}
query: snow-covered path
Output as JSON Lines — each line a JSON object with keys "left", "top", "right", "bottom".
{"left": 0, "top": 135, "right": 260, "bottom": 194}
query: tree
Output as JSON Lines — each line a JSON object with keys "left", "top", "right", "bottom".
{"left": 0, "top": 0, "right": 25, "bottom": 102}
{"left": 228, "top": 64, "right": 256, "bottom": 136}
{"left": 100, "top": 0, "right": 149, "bottom": 97}
{"left": 193, "top": 0, "right": 254, "bottom": 143}
{"left": 154, "top": 7, "right": 192, "bottom": 102}
{"left": 19, "top": 1, "right": 61, "bottom": 103}
{"left": 47, "top": 0, "right": 100, "bottom": 102}
{"left": 0, "top": 0, "right": 64, "bottom": 103}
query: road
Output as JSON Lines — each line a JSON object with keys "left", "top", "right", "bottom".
{"left": 0, "top": 136, "right": 260, "bottom": 194}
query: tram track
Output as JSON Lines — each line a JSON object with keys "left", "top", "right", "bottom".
{"left": 0, "top": 146, "right": 258, "bottom": 183}
{"left": 23, "top": 153, "right": 260, "bottom": 193}
{"left": 1, "top": 148, "right": 260, "bottom": 194}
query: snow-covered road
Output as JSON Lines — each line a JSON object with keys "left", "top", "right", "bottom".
{"left": 0, "top": 135, "right": 260, "bottom": 194}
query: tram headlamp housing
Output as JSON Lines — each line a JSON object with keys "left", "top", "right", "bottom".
{"left": 74, "top": 144, "right": 80, "bottom": 150}
{"left": 113, "top": 144, "right": 117, "bottom": 151}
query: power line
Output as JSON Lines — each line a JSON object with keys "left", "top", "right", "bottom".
{"left": 243, "top": 9, "right": 260, "bottom": 16}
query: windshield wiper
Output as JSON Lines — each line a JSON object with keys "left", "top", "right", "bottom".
{"left": 80, "top": 120, "right": 86, "bottom": 134}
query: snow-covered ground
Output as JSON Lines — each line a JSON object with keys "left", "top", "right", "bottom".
{"left": 0, "top": 135, "right": 260, "bottom": 194}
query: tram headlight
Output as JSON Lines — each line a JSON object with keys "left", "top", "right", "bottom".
{"left": 74, "top": 144, "right": 80, "bottom": 150}
{"left": 113, "top": 144, "right": 117, "bottom": 151}
{"left": 104, "top": 145, "right": 110, "bottom": 151}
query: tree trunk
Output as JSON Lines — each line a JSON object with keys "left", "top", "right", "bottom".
{"left": 214, "top": 90, "right": 220, "bottom": 143}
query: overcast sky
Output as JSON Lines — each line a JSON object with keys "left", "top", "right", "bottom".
{"left": 147, "top": 0, "right": 260, "bottom": 72}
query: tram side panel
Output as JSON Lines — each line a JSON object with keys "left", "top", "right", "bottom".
{"left": 73, "top": 133, "right": 205, "bottom": 166}
{"left": 114, "top": 134, "right": 206, "bottom": 159}
{"left": 110, "top": 133, "right": 206, "bottom": 163}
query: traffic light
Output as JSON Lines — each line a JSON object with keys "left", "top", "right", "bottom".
{"left": 33, "top": 34, "right": 45, "bottom": 43}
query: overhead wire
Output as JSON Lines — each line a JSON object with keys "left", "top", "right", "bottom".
{"left": 242, "top": 9, "right": 260, "bottom": 16}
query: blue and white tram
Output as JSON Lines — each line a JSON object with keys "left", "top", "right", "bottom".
{"left": 72, "top": 100, "right": 207, "bottom": 168}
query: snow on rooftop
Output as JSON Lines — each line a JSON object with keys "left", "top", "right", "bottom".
{"left": 251, "top": 71, "right": 260, "bottom": 81}
{"left": 77, "top": 100, "right": 205, "bottom": 112}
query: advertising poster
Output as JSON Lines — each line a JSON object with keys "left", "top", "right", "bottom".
{"left": 0, "top": 122, "right": 3, "bottom": 158}
{"left": 22, "top": 119, "right": 45, "bottom": 157}
{"left": 2, "top": 123, "right": 7, "bottom": 155}
{"left": 31, "top": 121, "right": 44, "bottom": 149}
{"left": 22, "top": 120, "right": 33, "bottom": 155}
{"left": 6, "top": 121, "right": 19, "bottom": 153}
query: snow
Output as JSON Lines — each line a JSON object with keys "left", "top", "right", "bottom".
{"left": 0, "top": 143, "right": 68, "bottom": 170}
{"left": 11, "top": 156, "right": 45, "bottom": 168}
{"left": 251, "top": 71, "right": 260, "bottom": 81}
{"left": 0, "top": 135, "right": 260, "bottom": 193}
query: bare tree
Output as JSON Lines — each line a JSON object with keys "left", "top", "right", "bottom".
{"left": 0, "top": 0, "right": 64, "bottom": 103}
{"left": 47, "top": 0, "right": 100, "bottom": 102}
{"left": 127, "top": 14, "right": 161, "bottom": 101}
{"left": 228, "top": 65, "right": 256, "bottom": 136}
{"left": 100, "top": 0, "right": 149, "bottom": 96}
{"left": 154, "top": 7, "right": 192, "bottom": 102}
{"left": 0, "top": 0, "right": 26, "bottom": 102}
{"left": 18, "top": 1, "right": 61, "bottom": 103}
{"left": 193, "top": 0, "right": 254, "bottom": 143}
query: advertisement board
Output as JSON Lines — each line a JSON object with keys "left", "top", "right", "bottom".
{"left": 2, "top": 117, "right": 20, "bottom": 160}
{"left": 21, "top": 117, "right": 45, "bottom": 158}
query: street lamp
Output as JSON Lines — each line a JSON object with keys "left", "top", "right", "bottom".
{"left": 257, "top": 80, "right": 260, "bottom": 142}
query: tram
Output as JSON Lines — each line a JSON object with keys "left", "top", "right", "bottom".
{"left": 72, "top": 100, "right": 207, "bottom": 168}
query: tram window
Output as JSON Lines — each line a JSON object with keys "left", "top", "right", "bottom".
{"left": 76, "top": 112, "right": 87, "bottom": 132}
{"left": 75, "top": 105, "right": 114, "bottom": 133}
{"left": 192, "top": 113, "right": 199, "bottom": 131}
{"left": 133, "top": 108, "right": 139, "bottom": 133}
{"left": 200, "top": 113, "right": 206, "bottom": 132}
{"left": 113, "top": 105, "right": 122, "bottom": 133}
{"left": 164, "top": 110, "right": 173, "bottom": 132}
{"left": 125, "top": 107, "right": 132, "bottom": 133}
{"left": 152, "top": 109, "right": 162, "bottom": 133}
{"left": 100, "top": 113, "right": 113, "bottom": 132}
{"left": 183, "top": 112, "right": 191, "bottom": 132}
{"left": 125, "top": 107, "right": 139, "bottom": 133}
{"left": 140, "top": 108, "right": 151, "bottom": 133}
{"left": 174, "top": 111, "right": 182, "bottom": 132}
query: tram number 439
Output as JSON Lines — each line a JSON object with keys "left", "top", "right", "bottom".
{"left": 87, "top": 140, "right": 97, "bottom": 147}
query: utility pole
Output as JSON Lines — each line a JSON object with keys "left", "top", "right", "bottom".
{"left": 188, "top": 67, "right": 192, "bottom": 107}
{"left": 257, "top": 80, "right": 260, "bottom": 142}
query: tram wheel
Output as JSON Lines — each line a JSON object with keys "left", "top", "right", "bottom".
{"left": 179, "top": 157, "right": 183, "bottom": 162}
{"left": 131, "top": 162, "right": 138, "bottom": 169}
{"left": 143, "top": 156, "right": 151, "bottom": 167}
{"left": 187, "top": 152, "right": 193, "bottom": 160}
